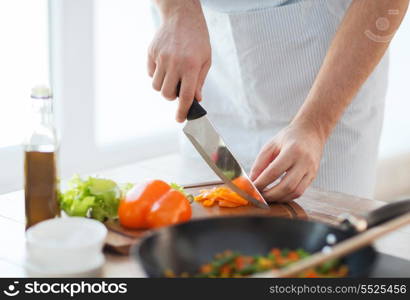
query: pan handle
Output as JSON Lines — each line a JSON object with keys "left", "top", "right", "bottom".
{"left": 340, "top": 199, "right": 410, "bottom": 232}
{"left": 365, "top": 198, "right": 410, "bottom": 229}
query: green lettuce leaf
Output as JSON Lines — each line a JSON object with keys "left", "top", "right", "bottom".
{"left": 58, "top": 175, "right": 131, "bottom": 222}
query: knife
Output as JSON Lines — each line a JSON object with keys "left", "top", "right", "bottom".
{"left": 183, "top": 99, "right": 269, "bottom": 209}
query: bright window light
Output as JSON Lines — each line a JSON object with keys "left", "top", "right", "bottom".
{"left": 0, "top": 0, "right": 49, "bottom": 148}
{"left": 94, "top": 0, "right": 176, "bottom": 146}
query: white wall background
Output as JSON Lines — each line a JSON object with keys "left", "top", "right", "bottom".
{"left": 374, "top": 8, "right": 410, "bottom": 201}
{"left": 378, "top": 8, "right": 410, "bottom": 160}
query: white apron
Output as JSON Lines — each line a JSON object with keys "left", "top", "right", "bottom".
{"left": 180, "top": 0, "right": 389, "bottom": 198}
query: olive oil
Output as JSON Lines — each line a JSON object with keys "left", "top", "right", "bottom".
{"left": 24, "top": 86, "right": 59, "bottom": 229}
{"left": 24, "top": 151, "right": 58, "bottom": 228}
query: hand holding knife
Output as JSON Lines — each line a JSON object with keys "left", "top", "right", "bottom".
{"left": 177, "top": 84, "right": 269, "bottom": 209}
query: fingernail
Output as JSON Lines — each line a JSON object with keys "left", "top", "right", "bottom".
{"left": 249, "top": 171, "right": 257, "bottom": 181}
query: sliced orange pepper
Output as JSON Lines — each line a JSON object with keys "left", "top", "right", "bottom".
{"left": 219, "top": 200, "right": 243, "bottom": 208}
{"left": 203, "top": 199, "right": 216, "bottom": 207}
{"left": 218, "top": 191, "right": 248, "bottom": 205}
{"left": 195, "top": 186, "right": 249, "bottom": 208}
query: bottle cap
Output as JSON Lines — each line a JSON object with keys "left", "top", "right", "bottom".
{"left": 31, "top": 85, "right": 52, "bottom": 99}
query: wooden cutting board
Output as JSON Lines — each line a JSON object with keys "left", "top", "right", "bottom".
{"left": 104, "top": 181, "right": 307, "bottom": 255}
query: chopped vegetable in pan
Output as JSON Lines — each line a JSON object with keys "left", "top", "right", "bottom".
{"left": 165, "top": 248, "right": 348, "bottom": 278}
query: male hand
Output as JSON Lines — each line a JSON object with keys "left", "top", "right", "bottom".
{"left": 250, "top": 122, "right": 325, "bottom": 202}
{"left": 148, "top": 0, "right": 211, "bottom": 122}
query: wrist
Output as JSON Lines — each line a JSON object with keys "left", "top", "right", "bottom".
{"left": 290, "top": 114, "right": 330, "bottom": 145}
{"left": 154, "top": 0, "right": 201, "bottom": 20}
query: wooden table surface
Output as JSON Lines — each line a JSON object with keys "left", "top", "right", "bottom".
{"left": 1, "top": 154, "right": 410, "bottom": 277}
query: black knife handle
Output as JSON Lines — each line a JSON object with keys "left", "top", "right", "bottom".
{"left": 187, "top": 99, "right": 207, "bottom": 121}
{"left": 176, "top": 82, "right": 207, "bottom": 121}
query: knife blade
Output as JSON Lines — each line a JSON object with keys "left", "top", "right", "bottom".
{"left": 183, "top": 100, "right": 269, "bottom": 209}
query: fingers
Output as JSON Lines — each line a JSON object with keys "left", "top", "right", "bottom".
{"left": 195, "top": 60, "right": 211, "bottom": 101}
{"left": 280, "top": 174, "right": 314, "bottom": 202}
{"left": 161, "top": 71, "right": 180, "bottom": 100}
{"left": 250, "top": 143, "right": 280, "bottom": 181}
{"left": 262, "top": 165, "right": 306, "bottom": 203}
{"left": 251, "top": 123, "right": 322, "bottom": 203}
{"left": 152, "top": 64, "right": 166, "bottom": 92}
{"left": 153, "top": 61, "right": 206, "bottom": 120}
{"left": 253, "top": 150, "right": 293, "bottom": 191}
{"left": 147, "top": 55, "right": 156, "bottom": 78}
{"left": 150, "top": 56, "right": 207, "bottom": 120}
{"left": 176, "top": 71, "right": 199, "bottom": 122}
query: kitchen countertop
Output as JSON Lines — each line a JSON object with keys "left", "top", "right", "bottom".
{"left": 0, "top": 153, "right": 409, "bottom": 277}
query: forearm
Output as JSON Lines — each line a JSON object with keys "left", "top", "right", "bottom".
{"left": 293, "top": 0, "right": 409, "bottom": 142}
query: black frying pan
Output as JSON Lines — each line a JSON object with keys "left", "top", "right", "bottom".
{"left": 134, "top": 199, "right": 410, "bottom": 277}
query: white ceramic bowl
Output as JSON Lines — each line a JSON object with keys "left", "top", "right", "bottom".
{"left": 25, "top": 217, "right": 107, "bottom": 276}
